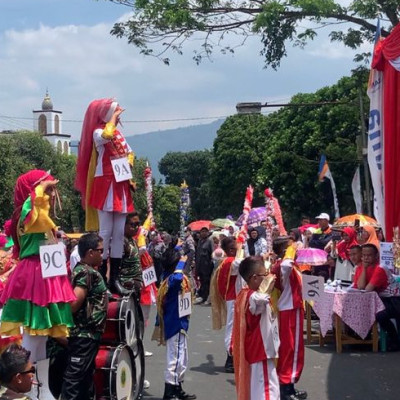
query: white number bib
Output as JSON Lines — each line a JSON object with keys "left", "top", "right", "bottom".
{"left": 142, "top": 266, "right": 157, "bottom": 287}
{"left": 178, "top": 292, "right": 192, "bottom": 318}
{"left": 111, "top": 157, "right": 133, "bottom": 182}
{"left": 302, "top": 275, "right": 324, "bottom": 301}
{"left": 40, "top": 243, "right": 67, "bottom": 278}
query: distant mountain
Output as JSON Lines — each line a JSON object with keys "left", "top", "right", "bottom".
{"left": 126, "top": 119, "right": 224, "bottom": 180}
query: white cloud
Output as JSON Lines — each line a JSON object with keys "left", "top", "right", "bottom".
{"left": 0, "top": 12, "right": 360, "bottom": 137}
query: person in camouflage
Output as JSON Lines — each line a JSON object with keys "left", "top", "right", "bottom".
{"left": 119, "top": 213, "right": 143, "bottom": 295}
{"left": 60, "top": 233, "right": 108, "bottom": 400}
{"left": 0, "top": 344, "right": 34, "bottom": 400}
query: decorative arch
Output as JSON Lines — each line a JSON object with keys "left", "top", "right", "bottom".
{"left": 55, "top": 115, "right": 60, "bottom": 134}
{"left": 63, "top": 141, "right": 69, "bottom": 154}
{"left": 38, "top": 114, "right": 47, "bottom": 135}
{"left": 57, "top": 140, "right": 62, "bottom": 153}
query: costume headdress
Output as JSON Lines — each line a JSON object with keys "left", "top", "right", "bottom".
{"left": 11, "top": 169, "right": 54, "bottom": 257}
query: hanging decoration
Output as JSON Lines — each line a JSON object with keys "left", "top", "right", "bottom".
{"left": 180, "top": 180, "right": 190, "bottom": 238}
{"left": 144, "top": 163, "right": 155, "bottom": 230}
{"left": 237, "top": 185, "right": 254, "bottom": 245}
{"left": 264, "top": 188, "right": 275, "bottom": 253}
{"left": 272, "top": 196, "right": 287, "bottom": 236}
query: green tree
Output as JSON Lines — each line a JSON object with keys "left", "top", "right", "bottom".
{"left": 158, "top": 150, "right": 213, "bottom": 219}
{"left": 132, "top": 157, "right": 149, "bottom": 219}
{"left": 110, "top": 0, "right": 396, "bottom": 68}
{"left": 153, "top": 184, "right": 181, "bottom": 232}
{"left": 255, "top": 73, "right": 367, "bottom": 227}
{"left": 210, "top": 113, "right": 270, "bottom": 217}
{"left": 0, "top": 131, "right": 82, "bottom": 231}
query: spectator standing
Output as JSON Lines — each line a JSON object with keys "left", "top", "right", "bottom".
{"left": 182, "top": 227, "right": 195, "bottom": 274}
{"left": 309, "top": 213, "right": 333, "bottom": 250}
{"left": 194, "top": 227, "right": 214, "bottom": 305}
{"left": 244, "top": 227, "right": 268, "bottom": 258}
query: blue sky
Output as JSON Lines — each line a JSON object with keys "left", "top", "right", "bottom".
{"left": 0, "top": 0, "right": 367, "bottom": 138}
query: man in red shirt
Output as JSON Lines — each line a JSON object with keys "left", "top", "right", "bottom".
{"left": 353, "top": 244, "right": 400, "bottom": 351}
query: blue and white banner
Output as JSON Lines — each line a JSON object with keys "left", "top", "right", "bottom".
{"left": 367, "top": 21, "right": 385, "bottom": 232}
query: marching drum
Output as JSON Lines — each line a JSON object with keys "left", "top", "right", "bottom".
{"left": 133, "top": 339, "right": 145, "bottom": 400}
{"left": 95, "top": 344, "right": 136, "bottom": 400}
{"left": 102, "top": 293, "right": 141, "bottom": 347}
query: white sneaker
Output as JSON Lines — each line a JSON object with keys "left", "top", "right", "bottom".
{"left": 144, "top": 350, "right": 153, "bottom": 357}
{"left": 143, "top": 379, "right": 150, "bottom": 390}
{"left": 194, "top": 297, "right": 204, "bottom": 305}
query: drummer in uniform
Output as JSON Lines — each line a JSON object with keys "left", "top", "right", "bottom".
{"left": 60, "top": 233, "right": 108, "bottom": 400}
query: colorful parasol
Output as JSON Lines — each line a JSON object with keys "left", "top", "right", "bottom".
{"left": 333, "top": 214, "right": 378, "bottom": 229}
{"left": 188, "top": 220, "right": 212, "bottom": 231}
{"left": 211, "top": 218, "right": 236, "bottom": 229}
{"left": 236, "top": 206, "right": 266, "bottom": 227}
{"left": 296, "top": 248, "right": 328, "bottom": 266}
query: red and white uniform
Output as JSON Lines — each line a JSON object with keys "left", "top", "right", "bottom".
{"left": 272, "top": 259, "right": 304, "bottom": 385}
{"left": 89, "top": 128, "right": 134, "bottom": 213}
{"left": 217, "top": 257, "right": 242, "bottom": 354}
{"left": 234, "top": 289, "right": 280, "bottom": 400}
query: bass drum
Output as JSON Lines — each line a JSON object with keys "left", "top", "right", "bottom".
{"left": 102, "top": 293, "right": 140, "bottom": 347}
{"left": 94, "top": 344, "right": 135, "bottom": 400}
{"left": 133, "top": 339, "right": 145, "bottom": 400}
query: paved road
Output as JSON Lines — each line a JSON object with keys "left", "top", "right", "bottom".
{"left": 143, "top": 304, "right": 400, "bottom": 400}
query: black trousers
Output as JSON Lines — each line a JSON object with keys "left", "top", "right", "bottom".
{"left": 197, "top": 264, "right": 213, "bottom": 300}
{"left": 376, "top": 296, "right": 400, "bottom": 343}
{"left": 60, "top": 337, "right": 100, "bottom": 400}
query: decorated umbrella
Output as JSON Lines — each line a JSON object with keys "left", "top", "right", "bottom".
{"left": 188, "top": 220, "right": 212, "bottom": 231}
{"left": 236, "top": 207, "right": 266, "bottom": 227}
{"left": 211, "top": 218, "right": 236, "bottom": 229}
{"left": 333, "top": 214, "right": 378, "bottom": 229}
{"left": 296, "top": 248, "right": 328, "bottom": 266}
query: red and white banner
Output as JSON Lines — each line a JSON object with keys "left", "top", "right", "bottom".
{"left": 372, "top": 23, "right": 400, "bottom": 241}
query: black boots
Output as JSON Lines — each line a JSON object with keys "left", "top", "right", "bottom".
{"left": 224, "top": 353, "right": 234, "bottom": 373}
{"left": 108, "top": 258, "right": 129, "bottom": 296}
{"left": 176, "top": 383, "right": 197, "bottom": 400}
{"left": 99, "top": 259, "right": 108, "bottom": 283}
{"left": 280, "top": 384, "right": 308, "bottom": 400}
{"left": 162, "top": 383, "right": 196, "bottom": 400}
{"left": 163, "top": 383, "right": 178, "bottom": 400}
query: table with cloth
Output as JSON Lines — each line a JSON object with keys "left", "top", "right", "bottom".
{"left": 310, "top": 289, "right": 385, "bottom": 353}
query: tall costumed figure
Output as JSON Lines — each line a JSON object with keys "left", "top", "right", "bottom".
{"left": 0, "top": 170, "right": 76, "bottom": 361}
{"left": 75, "top": 98, "right": 135, "bottom": 294}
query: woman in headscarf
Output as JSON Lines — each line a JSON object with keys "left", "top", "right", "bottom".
{"left": 75, "top": 98, "right": 135, "bottom": 294}
{"left": 357, "top": 225, "right": 380, "bottom": 250}
{"left": 336, "top": 227, "right": 358, "bottom": 260}
{"left": 244, "top": 227, "right": 268, "bottom": 258}
{"left": 0, "top": 170, "right": 75, "bottom": 361}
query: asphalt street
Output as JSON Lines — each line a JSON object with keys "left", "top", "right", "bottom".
{"left": 143, "top": 304, "right": 400, "bottom": 400}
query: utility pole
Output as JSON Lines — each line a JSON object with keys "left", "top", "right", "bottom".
{"left": 358, "top": 87, "right": 372, "bottom": 216}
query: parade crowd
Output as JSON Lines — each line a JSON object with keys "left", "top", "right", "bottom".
{"left": 0, "top": 98, "right": 399, "bottom": 400}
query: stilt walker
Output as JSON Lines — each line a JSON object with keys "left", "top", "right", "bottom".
{"left": 75, "top": 98, "right": 135, "bottom": 294}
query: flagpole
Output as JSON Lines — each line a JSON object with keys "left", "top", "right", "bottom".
{"left": 359, "top": 86, "right": 372, "bottom": 216}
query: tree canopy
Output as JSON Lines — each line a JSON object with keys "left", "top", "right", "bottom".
{"left": 110, "top": 0, "right": 397, "bottom": 68}
{"left": 158, "top": 150, "right": 213, "bottom": 219}
{"left": 0, "top": 132, "right": 82, "bottom": 231}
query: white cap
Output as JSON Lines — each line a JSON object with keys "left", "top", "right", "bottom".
{"left": 315, "top": 213, "right": 330, "bottom": 221}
